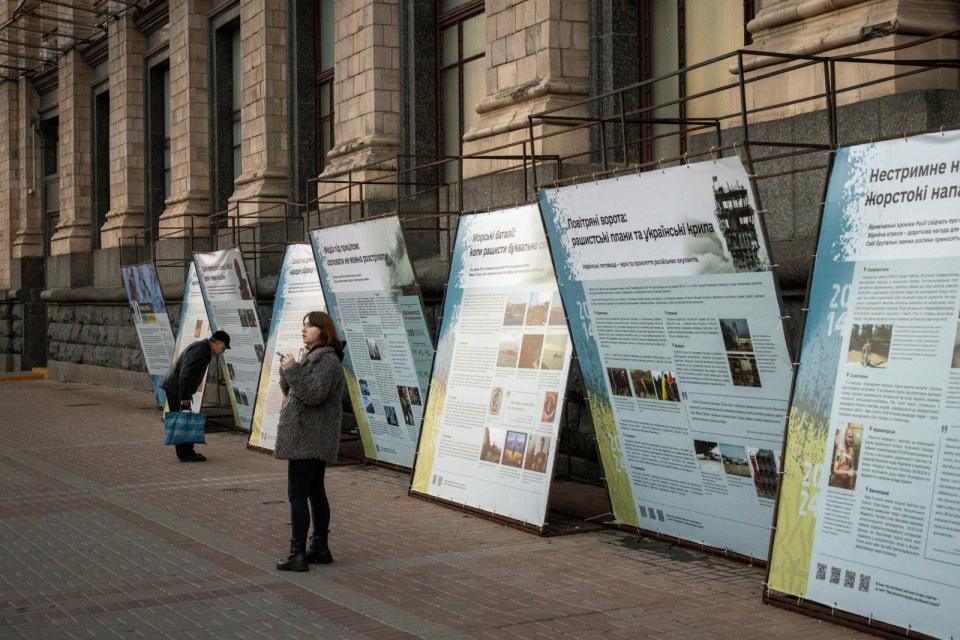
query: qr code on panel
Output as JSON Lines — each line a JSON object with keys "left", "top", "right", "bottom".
{"left": 859, "top": 574, "right": 871, "bottom": 593}
{"left": 816, "top": 563, "right": 827, "bottom": 581}
{"left": 830, "top": 567, "right": 841, "bottom": 584}
{"left": 844, "top": 570, "right": 856, "bottom": 589}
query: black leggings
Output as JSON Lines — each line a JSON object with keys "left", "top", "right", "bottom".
{"left": 287, "top": 459, "right": 330, "bottom": 543}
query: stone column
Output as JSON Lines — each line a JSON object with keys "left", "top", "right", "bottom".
{"left": 0, "top": 74, "right": 18, "bottom": 292}
{"left": 49, "top": 48, "right": 93, "bottom": 257}
{"left": 11, "top": 0, "right": 44, "bottom": 268}
{"left": 159, "top": 0, "right": 211, "bottom": 237}
{"left": 6, "top": 7, "right": 46, "bottom": 369}
{"left": 100, "top": 14, "right": 146, "bottom": 248}
{"left": 13, "top": 78, "right": 42, "bottom": 265}
{"left": 462, "top": 0, "right": 590, "bottom": 179}
{"left": 12, "top": 9, "right": 43, "bottom": 268}
{"left": 230, "top": 0, "right": 289, "bottom": 223}
{"left": 318, "top": 0, "right": 401, "bottom": 208}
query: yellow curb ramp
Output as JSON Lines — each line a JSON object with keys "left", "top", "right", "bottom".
{"left": 0, "top": 368, "right": 47, "bottom": 382}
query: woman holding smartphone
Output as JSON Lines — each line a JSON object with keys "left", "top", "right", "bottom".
{"left": 274, "top": 311, "right": 346, "bottom": 571}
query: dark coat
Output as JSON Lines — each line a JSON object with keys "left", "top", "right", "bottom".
{"left": 162, "top": 339, "right": 212, "bottom": 399}
{"left": 274, "top": 345, "right": 345, "bottom": 462}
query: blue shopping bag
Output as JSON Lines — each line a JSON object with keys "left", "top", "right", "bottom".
{"left": 163, "top": 411, "right": 206, "bottom": 445}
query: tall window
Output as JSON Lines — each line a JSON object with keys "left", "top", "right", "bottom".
{"left": 92, "top": 87, "right": 110, "bottom": 249}
{"left": 316, "top": 0, "right": 335, "bottom": 171}
{"left": 231, "top": 28, "right": 242, "bottom": 181}
{"left": 212, "top": 21, "right": 240, "bottom": 218}
{"left": 639, "top": 0, "right": 747, "bottom": 161}
{"left": 163, "top": 67, "right": 171, "bottom": 199}
{"left": 146, "top": 60, "right": 170, "bottom": 237}
{"left": 438, "top": 0, "right": 484, "bottom": 182}
{"left": 40, "top": 117, "right": 59, "bottom": 257}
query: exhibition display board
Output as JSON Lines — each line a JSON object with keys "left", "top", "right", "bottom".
{"left": 411, "top": 205, "right": 573, "bottom": 528}
{"left": 193, "top": 249, "right": 265, "bottom": 430}
{"left": 310, "top": 217, "right": 433, "bottom": 468}
{"left": 170, "top": 263, "right": 212, "bottom": 412}
{"left": 767, "top": 132, "right": 960, "bottom": 637}
{"left": 120, "top": 261, "right": 176, "bottom": 408}
{"left": 539, "top": 158, "right": 794, "bottom": 559}
{"left": 249, "top": 244, "right": 327, "bottom": 452}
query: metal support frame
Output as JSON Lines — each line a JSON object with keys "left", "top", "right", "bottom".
{"left": 104, "top": 25, "right": 960, "bottom": 597}
{"left": 0, "top": 0, "right": 145, "bottom": 84}
{"left": 518, "top": 27, "right": 960, "bottom": 640}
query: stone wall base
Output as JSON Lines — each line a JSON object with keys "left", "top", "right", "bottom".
{"left": 47, "top": 360, "right": 152, "bottom": 391}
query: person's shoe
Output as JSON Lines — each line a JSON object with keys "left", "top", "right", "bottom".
{"left": 179, "top": 453, "right": 206, "bottom": 462}
{"left": 276, "top": 539, "right": 308, "bottom": 572}
{"left": 306, "top": 531, "right": 334, "bottom": 564}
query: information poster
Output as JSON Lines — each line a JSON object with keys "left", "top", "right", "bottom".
{"left": 411, "top": 205, "right": 573, "bottom": 527}
{"left": 539, "top": 157, "right": 793, "bottom": 559}
{"left": 249, "top": 244, "right": 327, "bottom": 452}
{"left": 194, "top": 248, "right": 265, "bottom": 430}
{"left": 170, "top": 263, "right": 212, "bottom": 412}
{"left": 121, "top": 261, "right": 176, "bottom": 408}
{"left": 767, "top": 133, "right": 960, "bottom": 636}
{"left": 310, "top": 217, "right": 433, "bottom": 468}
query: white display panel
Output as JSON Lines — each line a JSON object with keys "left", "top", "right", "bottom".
{"left": 411, "top": 205, "right": 573, "bottom": 528}
{"left": 311, "top": 217, "right": 432, "bottom": 468}
{"left": 768, "top": 132, "right": 960, "bottom": 638}
{"left": 539, "top": 157, "right": 793, "bottom": 559}
{"left": 194, "top": 249, "right": 265, "bottom": 430}
{"left": 249, "top": 244, "right": 328, "bottom": 451}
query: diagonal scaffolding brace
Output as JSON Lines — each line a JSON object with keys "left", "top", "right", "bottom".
{"left": 0, "top": 0, "right": 144, "bottom": 84}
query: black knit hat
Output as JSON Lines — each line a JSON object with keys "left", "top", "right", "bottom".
{"left": 211, "top": 330, "right": 231, "bottom": 349}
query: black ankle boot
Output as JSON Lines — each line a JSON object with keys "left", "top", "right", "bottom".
{"left": 276, "top": 539, "right": 308, "bottom": 572}
{"left": 306, "top": 531, "right": 333, "bottom": 564}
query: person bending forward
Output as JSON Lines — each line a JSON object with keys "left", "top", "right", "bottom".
{"left": 162, "top": 330, "right": 231, "bottom": 462}
{"left": 274, "top": 311, "right": 346, "bottom": 572}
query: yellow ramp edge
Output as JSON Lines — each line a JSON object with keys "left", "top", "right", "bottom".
{"left": 0, "top": 369, "right": 47, "bottom": 382}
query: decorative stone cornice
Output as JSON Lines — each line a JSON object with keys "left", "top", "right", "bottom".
{"left": 326, "top": 134, "right": 401, "bottom": 162}
{"left": 475, "top": 78, "right": 589, "bottom": 116}
{"left": 738, "top": 0, "right": 960, "bottom": 72}
{"left": 747, "top": 0, "right": 871, "bottom": 33}
{"left": 134, "top": 0, "right": 169, "bottom": 36}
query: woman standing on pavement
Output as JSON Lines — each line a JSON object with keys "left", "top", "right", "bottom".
{"left": 274, "top": 311, "right": 346, "bottom": 572}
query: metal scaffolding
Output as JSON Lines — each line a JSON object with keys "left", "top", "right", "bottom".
{"left": 0, "top": 0, "right": 143, "bottom": 82}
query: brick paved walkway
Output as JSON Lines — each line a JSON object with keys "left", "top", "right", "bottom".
{"left": 0, "top": 381, "right": 871, "bottom": 639}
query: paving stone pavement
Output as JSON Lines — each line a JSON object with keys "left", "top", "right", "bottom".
{"left": 0, "top": 380, "right": 874, "bottom": 639}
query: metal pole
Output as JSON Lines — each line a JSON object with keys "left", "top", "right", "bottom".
{"left": 522, "top": 141, "right": 529, "bottom": 199}
{"left": 0, "top": 33, "right": 68, "bottom": 53}
{"left": 31, "top": 0, "right": 118, "bottom": 17}
{"left": 737, "top": 51, "right": 750, "bottom": 147}
{"left": 348, "top": 172, "right": 353, "bottom": 221}
{"left": 599, "top": 113, "right": 609, "bottom": 171}
{"left": 823, "top": 60, "right": 840, "bottom": 149}
{"left": 527, "top": 115, "right": 538, "bottom": 189}
{"left": 619, "top": 91, "right": 628, "bottom": 165}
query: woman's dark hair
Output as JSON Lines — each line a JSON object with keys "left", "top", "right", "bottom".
{"left": 303, "top": 311, "right": 340, "bottom": 348}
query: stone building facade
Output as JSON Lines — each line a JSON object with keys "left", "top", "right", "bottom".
{"left": 0, "top": 0, "right": 957, "bottom": 472}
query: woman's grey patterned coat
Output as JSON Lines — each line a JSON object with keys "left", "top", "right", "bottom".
{"left": 273, "top": 345, "right": 345, "bottom": 462}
